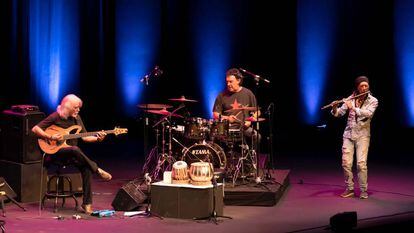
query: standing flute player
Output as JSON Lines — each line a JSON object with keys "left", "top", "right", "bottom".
{"left": 331, "top": 76, "right": 378, "bottom": 199}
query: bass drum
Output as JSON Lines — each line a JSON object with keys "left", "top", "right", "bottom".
{"left": 181, "top": 142, "right": 226, "bottom": 170}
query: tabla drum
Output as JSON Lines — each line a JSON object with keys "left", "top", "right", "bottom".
{"left": 209, "top": 119, "right": 229, "bottom": 140}
{"left": 189, "top": 162, "right": 213, "bottom": 186}
{"left": 181, "top": 142, "right": 226, "bottom": 170}
{"left": 184, "top": 117, "right": 209, "bottom": 140}
{"left": 172, "top": 161, "right": 189, "bottom": 184}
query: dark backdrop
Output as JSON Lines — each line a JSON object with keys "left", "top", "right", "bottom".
{"left": 1, "top": 0, "right": 411, "bottom": 163}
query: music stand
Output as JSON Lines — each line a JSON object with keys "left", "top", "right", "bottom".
{"left": 0, "top": 191, "right": 26, "bottom": 217}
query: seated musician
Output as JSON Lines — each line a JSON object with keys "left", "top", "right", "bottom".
{"left": 32, "top": 94, "right": 112, "bottom": 214}
{"left": 212, "top": 68, "right": 260, "bottom": 146}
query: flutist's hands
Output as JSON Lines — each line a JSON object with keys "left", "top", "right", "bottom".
{"left": 345, "top": 100, "right": 354, "bottom": 110}
{"left": 332, "top": 103, "right": 338, "bottom": 113}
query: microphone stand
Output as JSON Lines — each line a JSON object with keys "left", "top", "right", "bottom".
{"left": 193, "top": 158, "right": 231, "bottom": 224}
{"left": 140, "top": 66, "right": 164, "bottom": 167}
{"left": 253, "top": 76, "right": 262, "bottom": 182}
{"left": 266, "top": 103, "right": 275, "bottom": 179}
{"left": 136, "top": 175, "right": 163, "bottom": 220}
{"left": 241, "top": 69, "right": 281, "bottom": 188}
{"left": 140, "top": 70, "right": 156, "bottom": 170}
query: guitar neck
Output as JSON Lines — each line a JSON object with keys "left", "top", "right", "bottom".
{"left": 63, "top": 130, "right": 116, "bottom": 140}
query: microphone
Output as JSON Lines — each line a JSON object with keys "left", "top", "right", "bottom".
{"left": 317, "top": 124, "right": 327, "bottom": 129}
{"left": 144, "top": 173, "right": 152, "bottom": 184}
{"left": 140, "top": 66, "right": 164, "bottom": 83}
{"left": 267, "top": 103, "right": 273, "bottom": 112}
{"left": 239, "top": 68, "right": 270, "bottom": 84}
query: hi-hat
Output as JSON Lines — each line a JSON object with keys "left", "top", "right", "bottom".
{"left": 168, "top": 96, "right": 198, "bottom": 102}
{"left": 144, "top": 109, "right": 183, "bottom": 118}
{"left": 245, "top": 116, "right": 266, "bottom": 122}
{"left": 224, "top": 106, "right": 259, "bottom": 113}
{"left": 137, "top": 104, "right": 172, "bottom": 109}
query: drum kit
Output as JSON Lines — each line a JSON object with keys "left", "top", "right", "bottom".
{"left": 140, "top": 96, "right": 265, "bottom": 186}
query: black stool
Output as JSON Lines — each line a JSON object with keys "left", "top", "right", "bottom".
{"left": 41, "top": 163, "right": 79, "bottom": 213}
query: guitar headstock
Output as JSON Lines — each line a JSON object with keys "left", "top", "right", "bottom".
{"left": 113, "top": 127, "right": 128, "bottom": 136}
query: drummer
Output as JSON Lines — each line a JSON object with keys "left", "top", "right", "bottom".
{"left": 212, "top": 68, "right": 260, "bottom": 146}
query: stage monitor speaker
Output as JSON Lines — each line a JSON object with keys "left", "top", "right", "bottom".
{"left": 0, "top": 177, "right": 17, "bottom": 199}
{"left": 330, "top": 211, "right": 357, "bottom": 232}
{"left": 111, "top": 179, "right": 147, "bottom": 211}
{"left": 1, "top": 109, "right": 45, "bottom": 163}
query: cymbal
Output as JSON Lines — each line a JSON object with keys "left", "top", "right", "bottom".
{"left": 245, "top": 116, "right": 266, "bottom": 122}
{"left": 168, "top": 96, "right": 198, "bottom": 102}
{"left": 224, "top": 106, "right": 259, "bottom": 113}
{"left": 144, "top": 109, "right": 183, "bottom": 118}
{"left": 137, "top": 104, "right": 172, "bottom": 109}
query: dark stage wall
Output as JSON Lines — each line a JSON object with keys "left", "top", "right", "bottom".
{"left": 0, "top": 0, "right": 412, "bottom": 160}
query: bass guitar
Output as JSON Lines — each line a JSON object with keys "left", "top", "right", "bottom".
{"left": 38, "top": 125, "right": 128, "bottom": 154}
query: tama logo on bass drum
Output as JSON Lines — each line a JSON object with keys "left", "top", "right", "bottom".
{"left": 190, "top": 149, "right": 212, "bottom": 155}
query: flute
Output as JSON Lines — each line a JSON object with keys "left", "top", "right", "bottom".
{"left": 321, "top": 91, "right": 370, "bottom": 110}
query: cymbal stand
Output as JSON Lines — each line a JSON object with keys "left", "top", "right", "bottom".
{"left": 231, "top": 113, "right": 248, "bottom": 187}
{"left": 142, "top": 128, "right": 159, "bottom": 179}
{"left": 232, "top": 142, "right": 248, "bottom": 187}
{"left": 153, "top": 119, "right": 175, "bottom": 180}
{"left": 224, "top": 139, "right": 236, "bottom": 179}
{"left": 149, "top": 105, "right": 185, "bottom": 180}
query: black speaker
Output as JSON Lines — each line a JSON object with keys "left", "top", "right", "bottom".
{"left": 0, "top": 160, "right": 47, "bottom": 203}
{"left": 111, "top": 179, "right": 147, "bottom": 211}
{"left": 1, "top": 109, "right": 45, "bottom": 163}
{"left": 330, "top": 211, "right": 358, "bottom": 231}
{"left": 0, "top": 177, "right": 17, "bottom": 199}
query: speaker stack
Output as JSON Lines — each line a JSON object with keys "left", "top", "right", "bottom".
{"left": 0, "top": 105, "right": 47, "bottom": 203}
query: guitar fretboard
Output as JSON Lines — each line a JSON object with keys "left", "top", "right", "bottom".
{"left": 63, "top": 130, "right": 116, "bottom": 140}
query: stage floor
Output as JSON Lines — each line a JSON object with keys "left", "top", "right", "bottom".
{"left": 1, "top": 142, "right": 414, "bottom": 233}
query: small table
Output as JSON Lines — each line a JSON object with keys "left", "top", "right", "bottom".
{"left": 150, "top": 182, "right": 224, "bottom": 219}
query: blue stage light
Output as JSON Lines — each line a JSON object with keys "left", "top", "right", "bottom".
{"left": 115, "top": 0, "right": 161, "bottom": 116}
{"left": 29, "top": 0, "right": 80, "bottom": 112}
{"left": 191, "top": 1, "right": 233, "bottom": 118}
{"left": 297, "top": 0, "right": 337, "bottom": 124}
{"left": 395, "top": 0, "right": 414, "bottom": 126}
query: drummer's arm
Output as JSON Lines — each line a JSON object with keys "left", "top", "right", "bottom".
{"left": 244, "top": 121, "right": 251, "bottom": 128}
{"left": 213, "top": 112, "right": 238, "bottom": 123}
{"left": 213, "top": 112, "right": 220, "bottom": 120}
{"left": 243, "top": 111, "right": 260, "bottom": 129}
{"left": 253, "top": 110, "right": 261, "bottom": 118}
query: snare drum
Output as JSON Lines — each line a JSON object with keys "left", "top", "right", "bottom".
{"left": 189, "top": 162, "right": 213, "bottom": 186}
{"left": 227, "top": 128, "right": 243, "bottom": 142}
{"left": 172, "top": 161, "right": 189, "bottom": 184}
{"left": 209, "top": 119, "right": 229, "bottom": 140}
{"left": 184, "top": 117, "right": 209, "bottom": 140}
